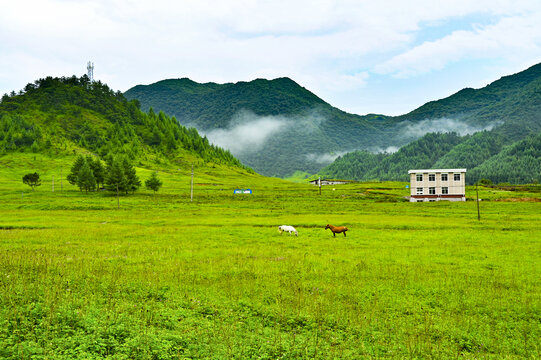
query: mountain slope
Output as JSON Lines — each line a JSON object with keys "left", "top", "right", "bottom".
{"left": 319, "top": 129, "right": 541, "bottom": 184}
{"left": 125, "top": 63, "right": 541, "bottom": 177}
{"left": 0, "top": 75, "right": 249, "bottom": 173}
{"left": 468, "top": 132, "right": 541, "bottom": 184}
{"left": 125, "top": 77, "right": 398, "bottom": 176}
{"left": 319, "top": 63, "right": 541, "bottom": 184}
{"left": 126, "top": 77, "right": 331, "bottom": 129}
{"left": 320, "top": 132, "right": 464, "bottom": 182}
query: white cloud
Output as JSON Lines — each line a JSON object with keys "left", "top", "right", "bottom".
{"left": 203, "top": 111, "right": 288, "bottom": 154}
{"left": 2, "top": 0, "right": 541, "bottom": 114}
{"left": 305, "top": 151, "right": 349, "bottom": 164}
{"left": 375, "top": 10, "right": 541, "bottom": 78}
{"left": 396, "top": 118, "right": 502, "bottom": 140}
{"left": 368, "top": 146, "right": 400, "bottom": 154}
{"left": 203, "top": 109, "right": 327, "bottom": 154}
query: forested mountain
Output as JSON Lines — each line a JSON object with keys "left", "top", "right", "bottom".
{"left": 320, "top": 133, "right": 464, "bottom": 182}
{"left": 125, "top": 78, "right": 399, "bottom": 176}
{"left": 125, "top": 63, "right": 541, "bottom": 178}
{"left": 467, "top": 132, "right": 541, "bottom": 184}
{"left": 319, "top": 130, "right": 541, "bottom": 184}
{"left": 0, "top": 75, "right": 247, "bottom": 172}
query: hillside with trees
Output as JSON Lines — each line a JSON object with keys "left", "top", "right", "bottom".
{"left": 124, "top": 63, "right": 541, "bottom": 178}
{"left": 319, "top": 130, "right": 541, "bottom": 184}
{"left": 125, "top": 77, "right": 399, "bottom": 176}
{"left": 0, "top": 75, "right": 248, "bottom": 173}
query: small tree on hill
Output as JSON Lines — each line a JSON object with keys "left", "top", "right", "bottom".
{"left": 105, "top": 157, "right": 127, "bottom": 194}
{"left": 122, "top": 157, "right": 141, "bottom": 194}
{"left": 77, "top": 160, "right": 96, "bottom": 193}
{"left": 87, "top": 155, "right": 105, "bottom": 188}
{"left": 22, "top": 172, "right": 41, "bottom": 190}
{"left": 67, "top": 155, "right": 85, "bottom": 185}
{"left": 145, "top": 171, "right": 163, "bottom": 194}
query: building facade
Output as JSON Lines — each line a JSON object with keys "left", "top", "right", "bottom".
{"left": 408, "top": 169, "right": 466, "bottom": 202}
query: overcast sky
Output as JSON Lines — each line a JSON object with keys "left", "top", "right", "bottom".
{"left": 2, "top": 0, "right": 541, "bottom": 115}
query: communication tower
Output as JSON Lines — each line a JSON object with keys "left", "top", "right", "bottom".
{"left": 87, "top": 61, "right": 94, "bottom": 82}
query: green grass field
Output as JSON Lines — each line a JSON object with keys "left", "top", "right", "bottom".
{"left": 1, "top": 154, "right": 540, "bottom": 359}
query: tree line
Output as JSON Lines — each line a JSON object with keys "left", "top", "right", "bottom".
{"left": 319, "top": 131, "right": 541, "bottom": 184}
{"left": 66, "top": 154, "right": 162, "bottom": 194}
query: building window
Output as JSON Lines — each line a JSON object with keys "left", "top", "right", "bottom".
{"left": 429, "top": 174, "right": 435, "bottom": 181}
{"left": 416, "top": 174, "right": 423, "bottom": 181}
{"left": 454, "top": 173, "right": 461, "bottom": 181}
{"left": 416, "top": 188, "right": 423, "bottom": 195}
{"left": 442, "top": 187, "right": 449, "bottom": 194}
{"left": 429, "top": 187, "right": 436, "bottom": 195}
{"left": 441, "top": 173, "right": 448, "bottom": 181}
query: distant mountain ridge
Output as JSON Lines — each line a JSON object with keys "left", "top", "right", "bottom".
{"left": 126, "top": 77, "right": 330, "bottom": 129}
{"left": 124, "top": 63, "right": 541, "bottom": 181}
{"left": 125, "top": 77, "right": 401, "bottom": 176}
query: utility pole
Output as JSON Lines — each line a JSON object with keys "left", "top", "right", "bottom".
{"left": 476, "top": 182, "right": 481, "bottom": 221}
{"left": 319, "top": 177, "right": 322, "bottom": 195}
{"left": 191, "top": 164, "right": 194, "bottom": 202}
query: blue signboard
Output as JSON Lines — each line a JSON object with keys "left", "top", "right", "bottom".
{"left": 234, "top": 188, "right": 252, "bottom": 194}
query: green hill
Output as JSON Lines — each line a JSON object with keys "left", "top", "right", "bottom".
{"left": 320, "top": 132, "right": 464, "bottom": 182}
{"left": 467, "top": 132, "right": 541, "bottom": 184}
{"left": 125, "top": 63, "right": 541, "bottom": 178}
{"left": 318, "top": 63, "right": 541, "bottom": 184}
{"left": 319, "top": 130, "right": 541, "bottom": 184}
{"left": 0, "top": 75, "right": 249, "bottom": 174}
{"left": 125, "top": 77, "right": 399, "bottom": 177}
{"left": 395, "top": 62, "right": 541, "bottom": 140}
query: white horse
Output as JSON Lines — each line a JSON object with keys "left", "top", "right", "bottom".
{"left": 278, "top": 225, "right": 298, "bottom": 236}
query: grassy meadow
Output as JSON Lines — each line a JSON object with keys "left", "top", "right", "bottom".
{"left": 0, "top": 153, "right": 540, "bottom": 359}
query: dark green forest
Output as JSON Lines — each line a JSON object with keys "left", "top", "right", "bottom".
{"left": 319, "top": 130, "right": 541, "bottom": 184}
{"left": 124, "top": 63, "right": 541, "bottom": 178}
{"left": 125, "top": 77, "right": 400, "bottom": 176}
{"left": 0, "top": 75, "right": 247, "bottom": 171}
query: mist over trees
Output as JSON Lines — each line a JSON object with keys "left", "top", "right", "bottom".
{"left": 319, "top": 131, "right": 541, "bottom": 184}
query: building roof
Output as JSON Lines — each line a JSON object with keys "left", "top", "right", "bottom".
{"left": 408, "top": 169, "right": 467, "bottom": 174}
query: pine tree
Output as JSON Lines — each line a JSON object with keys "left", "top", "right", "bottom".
{"left": 77, "top": 160, "right": 96, "bottom": 193}
{"left": 67, "top": 155, "right": 85, "bottom": 185}
{"left": 105, "top": 157, "right": 127, "bottom": 194}
{"left": 87, "top": 155, "right": 105, "bottom": 188}
{"left": 145, "top": 171, "right": 163, "bottom": 194}
{"left": 122, "top": 157, "right": 141, "bottom": 194}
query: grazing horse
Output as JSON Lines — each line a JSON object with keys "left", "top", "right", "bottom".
{"left": 278, "top": 225, "right": 298, "bottom": 236}
{"left": 325, "top": 224, "right": 348, "bottom": 237}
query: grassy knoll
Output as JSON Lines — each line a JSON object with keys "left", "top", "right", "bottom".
{"left": 0, "top": 154, "right": 540, "bottom": 359}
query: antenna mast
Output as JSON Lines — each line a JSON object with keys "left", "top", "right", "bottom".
{"left": 87, "top": 61, "right": 94, "bottom": 82}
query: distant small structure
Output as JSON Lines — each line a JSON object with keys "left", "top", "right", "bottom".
{"left": 408, "top": 169, "right": 466, "bottom": 202}
{"left": 309, "top": 179, "right": 350, "bottom": 186}
{"left": 234, "top": 188, "right": 252, "bottom": 194}
{"left": 87, "top": 61, "right": 94, "bottom": 82}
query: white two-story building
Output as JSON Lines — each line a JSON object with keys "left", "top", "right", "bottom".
{"left": 408, "top": 169, "right": 466, "bottom": 202}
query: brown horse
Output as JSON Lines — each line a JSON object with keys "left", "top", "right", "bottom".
{"left": 325, "top": 224, "right": 348, "bottom": 237}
